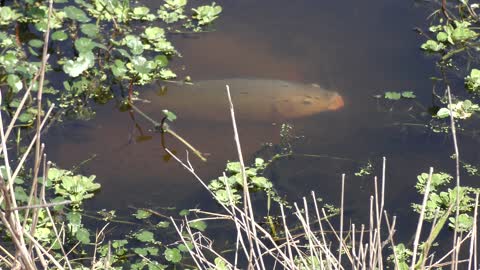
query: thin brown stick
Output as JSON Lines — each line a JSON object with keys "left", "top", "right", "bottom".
{"left": 411, "top": 167, "right": 434, "bottom": 268}
{"left": 446, "top": 86, "right": 461, "bottom": 270}
{"left": 338, "top": 174, "right": 345, "bottom": 266}
{"left": 467, "top": 193, "right": 478, "bottom": 270}
{"left": 384, "top": 212, "right": 399, "bottom": 270}
{"left": 226, "top": 85, "right": 262, "bottom": 270}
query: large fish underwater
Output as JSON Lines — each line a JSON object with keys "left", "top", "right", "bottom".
{"left": 144, "top": 78, "right": 344, "bottom": 122}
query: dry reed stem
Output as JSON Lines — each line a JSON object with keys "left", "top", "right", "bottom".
{"left": 226, "top": 85, "right": 261, "bottom": 270}
{"left": 40, "top": 170, "right": 73, "bottom": 270}
{"left": 384, "top": 212, "right": 399, "bottom": 270}
{"left": 222, "top": 172, "right": 248, "bottom": 268}
{"left": 338, "top": 174, "right": 345, "bottom": 266}
{"left": 430, "top": 232, "right": 473, "bottom": 268}
{"left": 411, "top": 167, "right": 434, "bottom": 268}
{"left": 467, "top": 193, "right": 478, "bottom": 270}
{"left": 91, "top": 222, "right": 110, "bottom": 268}
{"left": 445, "top": 86, "right": 461, "bottom": 270}
{"left": 0, "top": 101, "right": 36, "bottom": 269}
{"left": 368, "top": 196, "right": 374, "bottom": 270}
{"left": 23, "top": 230, "right": 64, "bottom": 269}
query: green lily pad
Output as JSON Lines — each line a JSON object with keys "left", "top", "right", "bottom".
{"left": 64, "top": 6, "right": 91, "bottom": 22}
{"left": 164, "top": 248, "right": 182, "bottom": 263}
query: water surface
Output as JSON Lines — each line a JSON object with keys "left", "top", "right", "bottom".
{"left": 44, "top": 0, "right": 469, "bottom": 231}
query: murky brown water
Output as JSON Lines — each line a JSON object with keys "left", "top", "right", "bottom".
{"left": 45, "top": 0, "right": 474, "bottom": 226}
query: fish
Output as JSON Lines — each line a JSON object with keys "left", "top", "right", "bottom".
{"left": 144, "top": 78, "right": 344, "bottom": 122}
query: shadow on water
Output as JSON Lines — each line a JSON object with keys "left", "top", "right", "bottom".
{"left": 43, "top": 0, "right": 471, "bottom": 243}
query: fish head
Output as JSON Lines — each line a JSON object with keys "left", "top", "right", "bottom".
{"left": 274, "top": 90, "right": 344, "bottom": 119}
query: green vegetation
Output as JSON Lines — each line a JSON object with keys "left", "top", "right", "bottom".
{"left": 0, "top": 0, "right": 221, "bottom": 121}
{"left": 418, "top": 1, "right": 480, "bottom": 120}
{"left": 383, "top": 91, "right": 416, "bottom": 100}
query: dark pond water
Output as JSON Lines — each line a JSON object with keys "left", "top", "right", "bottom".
{"left": 45, "top": 0, "right": 478, "bottom": 235}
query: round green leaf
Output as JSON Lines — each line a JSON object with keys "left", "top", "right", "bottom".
{"left": 75, "top": 228, "right": 90, "bottom": 244}
{"left": 51, "top": 31, "right": 68, "bottom": 41}
{"left": 64, "top": 6, "right": 91, "bottom": 22}
{"left": 188, "top": 220, "right": 207, "bottom": 231}
{"left": 63, "top": 51, "right": 95, "bottom": 77}
{"left": 384, "top": 91, "right": 401, "bottom": 100}
{"left": 111, "top": 60, "right": 127, "bottom": 78}
{"left": 80, "top": 23, "right": 99, "bottom": 37}
{"left": 144, "top": 27, "right": 165, "bottom": 41}
{"left": 75, "top": 37, "right": 96, "bottom": 53}
{"left": 135, "top": 230, "right": 155, "bottom": 242}
{"left": 124, "top": 35, "right": 144, "bottom": 55}
{"left": 134, "top": 209, "right": 152, "bottom": 219}
{"left": 401, "top": 91, "right": 416, "bottom": 99}
{"left": 162, "top": 110, "right": 177, "bottom": 122}
{"left": 154, "top": 55, "right": 168, "bottom": 68}
{"left": 156, "top": 221, "right": 170, "bottom": 228}
{"left": 7, "top": 74, "right": 23, "bottom": 92}
{"left": 164, "top": 248, "right": 182, "bottom": 263}
{"left": 28, "top": 39, "right": 43, "bottom": 48}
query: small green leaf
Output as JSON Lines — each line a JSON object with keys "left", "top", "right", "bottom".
{"left": 18, "top": 112, "right": 35, "bottom": 123}
{"left": 63, "top": 51, "right": 95, "bottom": 77}
{"left": 143, "top": 27, "right": 165, "bottom": 41}
{"left": 177, "top": 243, "right": 193, "bottom": 252}
{"left": 14, "top": 186, "right": 29, "bottom": 202}
{"left": 64, "top": 6, "right": 91, "bottom": 22}
{"left": 134, "top": 209, "right": 152, "bottom": 219}
{"left": 51, "top": 31, "right": 68, "bottom": 41}
{"left": 179, "top": 209, "right": 189, "bottom": 216}
{"left": 452, "top": 26, "right": 477, "bottom": 42}
{"left": 75, "top": 228, "right": 90, "bottom": 244}
{"left": 465, "top": 68, "right": 480, "bottom": 93}
{"left": 0, "top": 7, "right": 20, "bottom": 24}
{"left": 164, "top": 248, "right": 182, "bottom": 263}
{"left": 28, "top": 39, "right": 43, "bottom": 48}
{"left": 226, "top": 162, "right": 241, "bottom": 173}
{"left": 421, "top": 40, "right": 446, "bottom": 52}
{"left": 401, "top": 91, "right": 416, "bottom": 99}
{"left": 192, "top": 3, "right": 222, "bottom": 25}
{"left": 156, "top": 221, "right": 170, "bottom": 228}
{"left": 214, "top": 257, "right": 229, "bottom": 270}
{"left": 133, "top": 247, "right": 148, "bottom": 256}
{"left": 384, "top": 91, "right": 401, "bottom": 100}
{"left": 111, "top": 59, "right": 127, "bottom": 78}
{"left": 188, "top": 220, "right": 207, "bottom": 231}
{"left": 255, "top": 158, "right": 264, "bottom": 167}
{"left": 80, "top": 24, "right": 99, "bottom": 37}
{"left": 436, "top": 107, "right": 450, "bottom": 118}
{"left": 135, "top": 230, "right": 155, "bottom": 242}
{"left": 132, "top": 6, "right": 150, "bottom": 19}
{"left": 252, "top": 176, "right": 272, "bottom": 189}
{"left": 162, "top": 110, "right": 177, "bottom": 121}
{"left": 436, "top": 32, "right": 448, "bottom": 42}
{"left": 7, "top": 74, "right": 23, "bottom": 92}
{"left": 154, "top": 55, "right": 168, "bottom": 68}
{"left": 75, "top": 38, "right": 96, "bottom": 53}
{"left": 124, "top": 35, "right": 144, "bottom": 55}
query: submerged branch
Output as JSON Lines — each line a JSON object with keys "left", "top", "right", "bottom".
{"left": 129, "top": 103, "right": 207, "bottom": 162}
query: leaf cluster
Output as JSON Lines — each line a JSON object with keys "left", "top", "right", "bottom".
{"left": 0, "top": 0, "right": 222, "bottom": 122}
{"left": 208, "top": 158, "right": 283, "bottom": 206}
